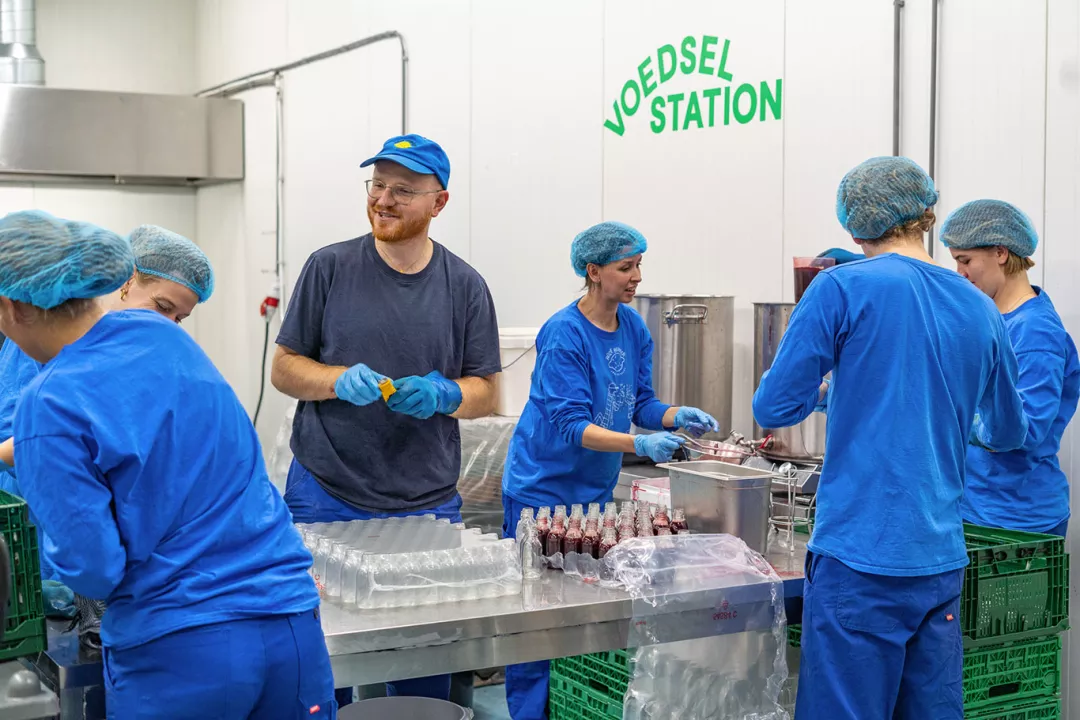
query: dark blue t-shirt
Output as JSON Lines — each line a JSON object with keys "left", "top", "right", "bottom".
{"left": 277, "top": 234, "right": 501, "bottom": 511}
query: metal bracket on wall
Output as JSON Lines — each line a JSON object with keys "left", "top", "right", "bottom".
{"left": 927, "top": 0, "right": 940, "bottom": 258}
{"left": 893, "top": 0, "right": 905, "bottom": 157}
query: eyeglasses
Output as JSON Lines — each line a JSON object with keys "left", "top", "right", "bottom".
{"left": 365, "top": 179, "right": 441, "bottom": 206}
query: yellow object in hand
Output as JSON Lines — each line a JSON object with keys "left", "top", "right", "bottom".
{"left": 379, "top": 378, "right": 396, "bottom": 402}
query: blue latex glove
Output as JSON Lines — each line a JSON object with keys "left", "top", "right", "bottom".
{"left": 633, "top": 432, "right": 687, "bottom": 463}
{"left": 387, "top": 371, "right": 463, "bottom": 420}
{"left": 814, "top": 376, "right": 832, "bottom": 413}
{"left": 43, "top": 580, "right": 76, "bottom": 619}
{"left": 673, "top": 407, "right": 720, "bottom": 437}
{"left": 969, "top": 412, "right": 994, "bottom": 452}
{"left": 334, "top": 363, "right": 388, "bottom": 407}
{"left": 817, "top": 248, "right": 866, "bottom": 264}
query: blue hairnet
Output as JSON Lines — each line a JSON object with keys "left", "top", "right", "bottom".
{"left": 571, "top": 221, "right": 648, "bottom": 278}
{"left": 836, "top": 157, "right": 939, "bottom": 240}
{"left": 0, "top": 210, "right": 134, "bottom": 310}
{"left": 940, "top": 199, "right": 1038, "bottom": 258}
{"left": 129, "top": 225, "right": 215, "bottom": 302}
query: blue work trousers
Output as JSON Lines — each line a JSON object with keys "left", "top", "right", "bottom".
{"left": 103, "top": 609, "right": 336, "bottom": 719}
{"left": 795, "top": 551, "right": 964, "bottom": 720}
{"left": 284, "top": 459, "right": 461, "bottom": 706}
{"left": 1047, "top": 518, "right": 1068, "bottom": 538}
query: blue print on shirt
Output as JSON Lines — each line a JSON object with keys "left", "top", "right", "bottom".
{"left": 595, "top": 347, "right": 635, "bottom": 429}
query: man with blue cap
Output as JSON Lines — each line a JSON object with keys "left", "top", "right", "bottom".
{"left": 943, "top": 199, "right": 1079, "bottom": 538}
{"left": 272, "top": 134, "right": 502, "bottom": 705}
{"left": 753, "top": 157, "right": 1028, "bottom": 719}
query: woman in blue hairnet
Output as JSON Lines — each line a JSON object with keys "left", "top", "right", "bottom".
{"left": 943, "top": 200, "right": 1080, "bottom": 537}
{"left": 0, "top": 223, "right": 217, "bottom": 596}
{"left": 0, "top": 210, "right": 336, "bottom": 718}
{"left": 0, "top": 224, "right": 215, "bottom": 475}
{"left": 500, "top": 221, "right": 718, "bottom": 720}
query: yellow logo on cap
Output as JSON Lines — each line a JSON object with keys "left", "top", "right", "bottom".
{"left": 394, "top": 140, "right": 412, "bottom": 149}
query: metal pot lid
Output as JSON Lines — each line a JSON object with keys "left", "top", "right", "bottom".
{"left": 633, "top": 294, "right": 735, "bottom": 299}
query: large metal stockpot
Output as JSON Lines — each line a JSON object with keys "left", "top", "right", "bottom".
{"left": 633, "top": 295, "right": 735, "bottom": 438}
{"left": 752, "top": 303, "right": 827, "bottom": 462}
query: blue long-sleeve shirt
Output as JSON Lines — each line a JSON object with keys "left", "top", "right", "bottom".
{"left": 15, "top": 310, "right": 319, "bottom": 650}
{"left": 963, "top": 288, "right": 1079, "bottom": 532}
{"left": 753, "top": 254, "right": 1027, "bottom": 576}
{"left": 502, "top": 301, "right": 669, "bottom": 508}
{"left": 0, "top": 339, "right": 42, "bottom": 496}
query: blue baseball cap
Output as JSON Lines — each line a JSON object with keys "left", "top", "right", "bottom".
{"left": 360, "top": 134, "right": 451, "bottom": 189}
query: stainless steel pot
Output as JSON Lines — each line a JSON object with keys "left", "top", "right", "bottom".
{"left": 633, "top": 295, "right": 735, "bottom": 437}
{"left": 752, "top": 303, "right": 827, "bottom": 462}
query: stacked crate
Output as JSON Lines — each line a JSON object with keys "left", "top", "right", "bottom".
{"left": 548, "top": 649, "right": 629, "bottom": 720}
{"left": 789, "top": 524, "right": 1070, "bottom": 719}
{"left": 0, "top": 489, "right": 46, "bottom": 661}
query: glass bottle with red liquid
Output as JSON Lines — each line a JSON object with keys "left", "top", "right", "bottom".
{"left": 562, "top": 520, "right": 584, "bottom": 556}
{"left": 547, "top": 506, "right": 567, "bottom": 557}
{"left": 535, "top": 507, "right": 551, "bottom": 548}
{"left": 653, "top": 504, "right": 671, "bottom": 533}
{"left": 599, "top": 528, "right": 618, "bottom": 558}
{"left": 582, "top": 512, "right": 601, "bottom": 558}
{"left": 671, "top": 508, "right": 688, "bottom": 534}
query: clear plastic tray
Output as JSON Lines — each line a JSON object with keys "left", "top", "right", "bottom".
{"left": 298, "top": 516, "right": 521, "bottom": 609}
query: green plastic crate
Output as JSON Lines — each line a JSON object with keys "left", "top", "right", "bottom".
{"left": 962, "top": 524, "right": 1069, "bottom": 647}
{"left": 0, "top": 489, "right": 46, "bottom": 661}
{"left": 788, "top": 624, "right": 802, "bottom": 648}
{"left": 964, "top": 696, "right": 1060, "bottom": 720}
{"left": 548, "top": 674, "right": 622, "bottom": 720}
{"left": 551, "top": 649, "right": 629, "bottom": 703}
{"left": 963, "top": 636, "right": 1060, "bottom": 711}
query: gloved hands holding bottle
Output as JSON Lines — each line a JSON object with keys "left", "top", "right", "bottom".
{"left": 334, "top": 363, "right": 389, "bottom": 407}
{"left": 634, "top": 432, "right": 686, "bottom": 463}
{"left": 387, "top": 371, "right": 463, "bottom": 420}
{"left": 673, "top": 407, "right": 720, "bottom": 437}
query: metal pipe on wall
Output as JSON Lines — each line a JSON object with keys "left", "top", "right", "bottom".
{"left": 196, "top": 30, "right": 409, "bottom": 134}
{"left": 892, "top": 0, "right": 904, "bottom": 156}
{"left": 274, "top": 73, "right": 287, "bottom": 315}
{"left": 194, "top": 30, "right": 410, "bottom": 313}
{"left": 927, "top": 0, "right": 940, "bottom": 257}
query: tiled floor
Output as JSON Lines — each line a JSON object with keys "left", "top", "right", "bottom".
{"left": 472, "top": 683, "right": 512, "bottom": 720}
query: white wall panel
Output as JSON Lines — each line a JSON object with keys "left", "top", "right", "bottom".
{"left": 37, "top": 0, "right": 196, "bottom": 94}
{"left": 1044, "top": 0, "right": 1080, "bottom": 713}
{"left": 603, "top": 0, "right": 785, "bottom": 435}
{"left": 935, "top": 0, "right": 1048, "bottom": 278}
{"left": 469, "top": 0, "right": 604, "bottom": 330}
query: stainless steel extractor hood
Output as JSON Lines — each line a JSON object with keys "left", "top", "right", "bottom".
{"left": 0, "top": 85, "right": 244, "bottom": 185}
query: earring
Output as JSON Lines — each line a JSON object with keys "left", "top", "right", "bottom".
{"left": 119, "top": 288, "right": 128, "bottom": 301}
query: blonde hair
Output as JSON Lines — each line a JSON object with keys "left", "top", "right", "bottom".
{"left": 1004, "top": 251, "right": 1035, "bottom": 276}
{"left": 862, "top": 209, "right": 937, "bottom": 245}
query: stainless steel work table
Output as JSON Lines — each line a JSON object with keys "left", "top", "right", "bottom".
{"left": 25, "top": 537, "right": 807, "bottom": 715}
{"left": 321, "top": 536, "right": 805, "bottom": 686}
